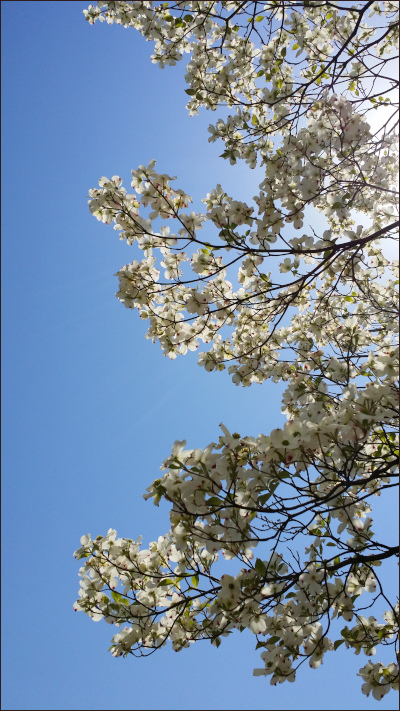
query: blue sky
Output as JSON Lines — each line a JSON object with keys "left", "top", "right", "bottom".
{"left": 1, "top": 3, "right": 398, "bottom": 710}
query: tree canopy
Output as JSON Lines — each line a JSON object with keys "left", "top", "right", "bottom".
{"left": 74, "top": 1, "right": 399, "bottom": 700}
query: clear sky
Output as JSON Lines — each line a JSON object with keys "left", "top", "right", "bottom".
{"left": 1, "top": 3, "right": 398, "bottom": 710}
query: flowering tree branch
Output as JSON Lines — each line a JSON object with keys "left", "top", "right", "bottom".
{"left": 75, "top": 1, "right": 399, "bottom": 700}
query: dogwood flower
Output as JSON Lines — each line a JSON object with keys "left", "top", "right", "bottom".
{"left": 77, "top": 0, "right": 399, "bottom": 699}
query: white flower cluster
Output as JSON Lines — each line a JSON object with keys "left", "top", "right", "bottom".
{"left": 75, "top": 409, "right": 399, "bottom": 691}
{"left": 77, "top": 0, "right": 399, "bottom": 699}
{"left": 86, "top": 162, "right": 399, "bottom": 377}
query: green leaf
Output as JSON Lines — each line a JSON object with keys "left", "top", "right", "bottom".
{"left": 191, "top": 574, "right": 199, "bottom": 588}
{"left": 159, "top": 578, "right": 174, "bottom": 586}
{"left": 184, "top": 14, "right": 193, "bottom": 22}
{"left": 185, "top": 88, "right": 196, "bottom": 96}
{"left": 255, "top": 558, "right": 267, "bottom": 576}
{"left": 285, "top": 592, "right": 296, "bottom": 598}
{"left": 292, "top": 43, "right": 299, "bottom": 50}
{"left": 281, "top": 47, "right": 287, "bottom": 57}
{"left": 256, "top": 15, "right": 264, "bottom": 22}
{"left": 206, "top": 496, "right": 222, "bottom": 506}
{"left": 255, "top": 641, "right": 265, "bottom": 649}
{"left": 111, "top": 591, "right": 123, "bottom": 603}
{"left": 252, "top": 114, "right": 259, "bottom": 126}
{"left": 258, "top": 492, "right": 271, "bottom": 506}
{"left": 260, "top": 273, "right": 271, "bottom": 284}
{"left": 268, "top": 635, "right": 281, "bottom": 644}
{"left": 269, "top": 480, "right": 279, "bottom": 494}
{"left": 334, "top": 639, "right": 345, "bottom": 650}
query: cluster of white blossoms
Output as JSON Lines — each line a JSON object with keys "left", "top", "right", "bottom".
{"left": 87, "top": 160, "right": 398, "bottom": 381}
{"left": 77, "top": 0, "right": 399, "bottom": 699}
